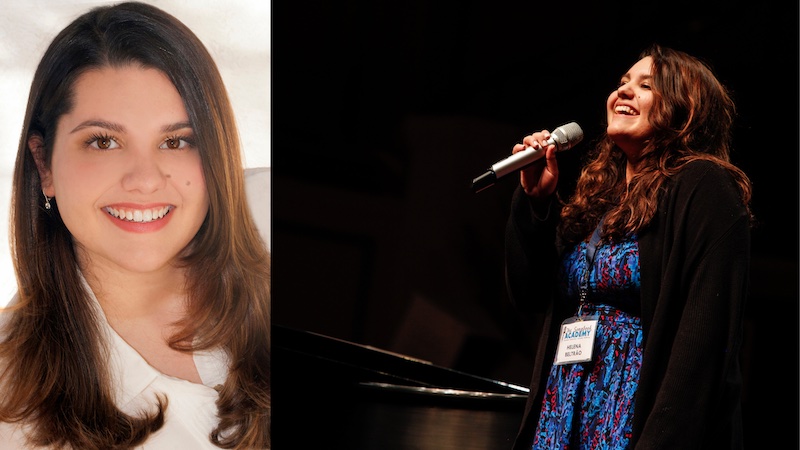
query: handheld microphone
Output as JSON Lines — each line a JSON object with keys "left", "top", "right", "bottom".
{"left": 471, "top": 122, "right": 583, "bottom": 193}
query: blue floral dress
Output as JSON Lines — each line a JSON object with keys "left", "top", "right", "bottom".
{"left": 532, "top": 236, "right": 643, "bottom": 449}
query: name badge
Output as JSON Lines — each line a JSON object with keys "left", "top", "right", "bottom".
{"left": 554, "top": 316, "right": 597, "bottom": 365}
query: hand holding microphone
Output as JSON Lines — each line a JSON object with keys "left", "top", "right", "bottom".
{"left": 471, "top": 122, "right": 583, "bottom": 193}
{"left": 517, "top": 129, "right": 563, "bottom": 199}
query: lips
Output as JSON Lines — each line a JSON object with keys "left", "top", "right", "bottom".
{"left": 614, "top": 104, "right": 639, "bottom": 115}
{"left": 102, "top": 203, "right": 175, "bottom": 233}
{"left": 104, "top": 205, "right": 173, "bottom": 223}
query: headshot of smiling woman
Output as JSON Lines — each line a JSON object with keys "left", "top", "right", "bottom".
{"left": 0, "top": 2, "right": 270, "bottom": 449}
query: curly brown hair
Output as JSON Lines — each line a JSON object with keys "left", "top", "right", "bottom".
{"left": 558, "top": 43, "right": 752, "bottom": 245}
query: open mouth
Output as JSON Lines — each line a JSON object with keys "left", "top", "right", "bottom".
{"left": 614, "top": 105, "right": 639, "bottom": 115}
{"left": 103, "top": 205, "right": 173, "bottom": 223}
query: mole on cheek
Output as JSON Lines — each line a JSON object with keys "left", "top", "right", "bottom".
{"left": 165, "top": 174, "right": 171, "bottom": 178}
{"left": 186, "top": 180, "right": 191, "bottom": 186}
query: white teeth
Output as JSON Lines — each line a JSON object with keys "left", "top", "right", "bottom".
{"left": 615, "top": 105, "right": 638, "bottom": 115}
{"left": 105, "top": 206, "right": 172, "bottom": 223}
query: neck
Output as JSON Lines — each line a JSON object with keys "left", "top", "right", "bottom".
{"left": 625, "top": 158, "right": 642, "bottom": 184}
{"left": 77, "top": 253, "right": 202, "bottom": 384}
{"left": 79, "top": 257, "right": 188, "bottom": 324}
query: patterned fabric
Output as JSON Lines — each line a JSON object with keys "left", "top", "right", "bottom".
{"left": 532, "top": 237, "right": 643, "bottom": 450}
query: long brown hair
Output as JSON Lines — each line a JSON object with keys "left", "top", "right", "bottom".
{"left": 1, "top": 2, "right": 270, "bottom": 449}
{"left": 558, "top": 43, "right": 752, "bottom": 245}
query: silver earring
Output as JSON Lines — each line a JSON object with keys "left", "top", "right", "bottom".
{"left": 43, "top": 190, "right": 51, "bottom": 210}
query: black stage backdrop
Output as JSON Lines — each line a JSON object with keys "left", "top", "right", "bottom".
{"left": 271, "top": 1, "right": 799, "bottom": 447}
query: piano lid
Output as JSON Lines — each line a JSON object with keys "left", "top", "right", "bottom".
{"left": 272, "top": 323, "right": 529, "bottom": 396}
{"left": 272, "top": 324, "right": 529, "bottom": 450}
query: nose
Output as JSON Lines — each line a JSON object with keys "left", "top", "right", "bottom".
{"left": 616, "top": 82, "right": 633, "bottom": 99}
{"left": 121, "top": 151, "right": 167, "bottom": 194}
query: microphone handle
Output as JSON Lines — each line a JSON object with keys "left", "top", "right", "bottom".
{"left": 492, "top": 145, "right": 547, "bottom": 178}
{"left": 471, "top": 144, "right": 547, "bottom": 193}
{"left": 471, "top": 170, "right": 497, "bottom": 193}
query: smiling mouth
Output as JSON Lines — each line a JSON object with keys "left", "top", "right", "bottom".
{"left": 104, "top": 206, "right": 173, "bottom": 223}
{"left": 614, "top": 105, "right": 639, "bottom": 115}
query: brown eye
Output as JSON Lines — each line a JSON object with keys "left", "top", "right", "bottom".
{"left": 159, "top": 136, "right": 192, "bottom": 150}
{"left": 97, "top": 138, "right": 112, "bottom": 149}
{"left": 87, "top": 135, "right": 119, "bottom": 150}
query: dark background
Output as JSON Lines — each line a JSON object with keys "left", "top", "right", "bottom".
{"left": 271, "top": 1, "right": 799, "bottom": 446}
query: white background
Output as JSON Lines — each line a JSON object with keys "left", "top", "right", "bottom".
{"left": 0, "top": 0, "right": 270, "bottom": 305}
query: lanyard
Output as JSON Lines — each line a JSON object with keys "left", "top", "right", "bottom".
{"left": 578, "top": 217, "right": 604, "bottom": 315}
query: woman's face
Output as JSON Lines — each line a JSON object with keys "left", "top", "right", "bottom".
{"left": 39, "top": 65, "right": 209, "bottom": 275}
{"left": 606, "top": 55, "right": 655, "bottom": 160}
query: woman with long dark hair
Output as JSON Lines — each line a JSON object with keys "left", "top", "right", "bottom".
{"left": 506, "top": 44, "right": 752, "bottom": 449}
{"left": 0, "top": 3, "right": 270, "bottom": 449}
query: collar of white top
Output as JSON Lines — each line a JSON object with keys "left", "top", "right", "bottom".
{"left": 79, "top": 274, "right": 230, "bottom": 407}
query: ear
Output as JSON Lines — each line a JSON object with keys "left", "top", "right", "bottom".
{"left": 28, "top": 134, "right": 55, "bottom": 197}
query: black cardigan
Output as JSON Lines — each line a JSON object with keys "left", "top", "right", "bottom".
{"left": 506, "top": 160, "right": 750, "bottom": 449}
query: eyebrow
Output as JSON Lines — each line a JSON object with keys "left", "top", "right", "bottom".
{"left": 69, "top": 120, "right": 193, "bottom": 134}
{"left": 622, "top": 73, "right": 653, "bottom": 81}
{"left": 161, "top": 121, "right": 193, "bottom": 133}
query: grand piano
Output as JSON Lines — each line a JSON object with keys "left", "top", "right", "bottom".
{"left": 272, "top": 324, "right": 529, "bottom": 449}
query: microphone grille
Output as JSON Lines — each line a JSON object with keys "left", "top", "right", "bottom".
{"left": 552, "top": 122, "right": 584, "bottom": 151}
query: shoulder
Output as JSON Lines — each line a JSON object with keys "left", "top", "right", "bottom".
{"left": 673, "top": 159, "right": 736, "bottom": 183}
{"left": 673, "top": 158, "right": 748, "bottom": 191}
{"left": 645, "top": 159, "right": 749, "bottom": 236}
{"left": 0, "top": 420, "right": 35, "bottom": 450}
{"left": 667, "top": 159, "right": 745, "bottom": 203}
{"left": 0, "top": 296, "right": 17, "bottom": 340}
{"left": 0, "top": 300, "right": 29, "bottom": 450}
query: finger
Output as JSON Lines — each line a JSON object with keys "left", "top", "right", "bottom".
{"left": 521, "top": 136, "right": 539, "bottom": 148}
{"left": 544, "top": 146, "right": 559, "bottom": 177}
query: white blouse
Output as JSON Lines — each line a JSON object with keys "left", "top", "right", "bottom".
{"left": 0, "top": 283, "right": 230, "bottom": 449}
